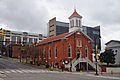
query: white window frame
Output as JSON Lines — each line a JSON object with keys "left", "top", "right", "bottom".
{"left": 48, "top": 48, "right": 51, "bottom": 59}
{"left": 76, "top": 39, "right": 82, "bottom": 47}
{"left": 54, "top": 47, "right": 58, "bottom": 58}
{"left": 85, "top": 45, "right": 88, "bottom": 58}
{"left": 68, "top": 44, "right": 72, "bottom": 58}
{"left": 43, "top": 48, "right": 46, "bottom": 59}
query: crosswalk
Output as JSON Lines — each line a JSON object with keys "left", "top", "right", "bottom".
{"left": 0, "top": 69, "right": 60, "bottom": 74}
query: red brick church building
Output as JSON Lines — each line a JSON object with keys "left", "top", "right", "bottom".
{"left": 27, "top": 9, "right": 97, "bottom": 71}
{"left": 17, "top": 9, "right": 103, "bottom": 72}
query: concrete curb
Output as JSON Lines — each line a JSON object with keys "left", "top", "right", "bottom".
{"left": 68, "top": 72, "right": 120, "bottom": 79}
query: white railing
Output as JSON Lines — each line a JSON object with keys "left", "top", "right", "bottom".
{"left": 85, "top": 58, "right": 101, "bottom": 73}
{"left": 65, "top": 57, "right": 101, "bottom": 73}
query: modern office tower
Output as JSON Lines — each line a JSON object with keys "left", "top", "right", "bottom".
{"left": 48, "top": 17, "right": 69, "bottom": 37}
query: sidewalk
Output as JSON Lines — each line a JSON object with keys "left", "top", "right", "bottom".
{"left": 69, "top": 71, "right": 120, "bottom": 79}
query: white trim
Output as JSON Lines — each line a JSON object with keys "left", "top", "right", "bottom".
{"left": 43, "top": 48, "right": 46, "bottom": 59}
{"left": 54, "top": 46, "right": 57, "bottom": 58}
{"left": 48, "top": 48, "right": 51, "bottom": 59}
{"left": 68, "top": 44, "right": 72, "bottom": 58}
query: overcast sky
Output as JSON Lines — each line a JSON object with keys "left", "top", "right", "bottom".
{"left": 0, "top": 0, "right": 120, "bottom": 51}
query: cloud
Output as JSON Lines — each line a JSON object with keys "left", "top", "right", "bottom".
{"left": 0, "top": 0, "right": 49, "bottom": 34}
{"left": 0, "top": 0, "right": 120, "bottom": 51}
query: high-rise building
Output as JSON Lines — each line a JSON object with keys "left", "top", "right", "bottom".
{"left": 82, "top": 26, "right": 101, "bottom": 50}
{"left": 48, "top": 17, "right": 69, "bottom": 37}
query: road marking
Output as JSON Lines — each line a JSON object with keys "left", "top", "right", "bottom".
{"left": 0, "top": 71, "right": 4, "bottom": 73}
{"left": 21, "top": 70, "right": 29, "bottom": 73}
{"left": 4, "top": 71, "right": 11, "bottom": 73}
{"left": 10, "top": 70, "right": 17, "bottom": 73}
{"left": 16, "top": 70, "right": 23, "bottom": 73}
{"left": 0, "top": 69, "right": 61, "bottom": 74}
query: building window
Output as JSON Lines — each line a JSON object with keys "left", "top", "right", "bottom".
{"left": 11, "top": 36, "right": 16, "bottom": 43}
{"left": 77, "top": 48, "right": 81, "bottom": 59}
{"left": 39, "top": 49, "right": 42, "bottom": 59}
{"left": 48, "top": 48, "right": 51, "bottom": 58}
{"left": 76, "top": 20, "right": 78, "bottom": 26}
{"left": 5, "top": 39, "right": 10, "bottom": 45}
{"left": 79, "top": 20, "right": 81, "bottom": 27}
{"left": 72, "top": 20, "right": 74, "bottom": 27}
{"left": 43, "top": 49, "right": 46, "bottom": 59}
{"left": 29, "top": 38, "right": 33, "bottom": 44}
{"left": 68, "top": 45, "right": 72, "bottom": 58}
{"left": 23, "top": 37, "right": 27, "bottom": 43}
{"left": 76, "top": 40, "right": 82, "bottom": 47}
{"left": 34, "top": 38, "right": 38, "bottom": 43}
{"left": 17, "top": 36, "right": 21, "bottom": 44}
{"left": 54, "top": 47, "right": 57, "bottom": 58}
{"left": 76, "top": 39, "right": 79, "bottom": 47}
{"left": 80, "top": 40, "right": 82, "bottom": 47}
{"left": 85, "top": 46, "right": 88, "bottom": 57}
{"left": 70, "top": 21, "right": 72, "bottom": 28}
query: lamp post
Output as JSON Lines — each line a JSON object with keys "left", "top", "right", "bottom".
{"left": 94, "top": 37, "right": 98, "bottom": 75}
{"left": 95, "top": 46, "right": 98, "bottom": 75}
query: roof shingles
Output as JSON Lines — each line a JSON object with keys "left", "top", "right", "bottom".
{"left": 69, "top": 9, "right": 82, "bottom": 19}
{"left": 38, "top": 32, "right": 70, "bottom": 45}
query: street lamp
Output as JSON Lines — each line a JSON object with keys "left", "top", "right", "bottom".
{"left": 95, "top": 45, "right": 98, "bottom": 75}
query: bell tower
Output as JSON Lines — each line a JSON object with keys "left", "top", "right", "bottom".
{"left": 69, "top": 9, "right": 82, "bottom": 32}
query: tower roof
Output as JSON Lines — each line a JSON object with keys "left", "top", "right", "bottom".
{"left": 69, "top": 9, "right": 82, "bottom": 19}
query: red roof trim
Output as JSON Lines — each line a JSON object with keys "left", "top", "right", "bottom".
{"left": 69, "top": 9, "right": 82, "bottom": 19}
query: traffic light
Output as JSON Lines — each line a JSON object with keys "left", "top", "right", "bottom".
{"left": 96, "top": 45, "right": 100, "bottom": 60}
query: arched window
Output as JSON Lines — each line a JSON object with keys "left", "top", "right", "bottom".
{"left": 77, "top": 48, "right": 81, "bottom": 59}
{"left": 54, "top": 47, "right": 57, "bottom": 58}
{"left": 39, "top": 49, "right": 42, "bottom": 59}
{"left": 68, "top": 45, "right": 72, "bottom": 58}
{"left": 80, "top": 40, "right": 82, "bottom": 47}
{"left": 43, "top": 48, "right": 46, "bottom": 59}
{"left": 48, "top": 48, "right": 51, "bottom": 58}
{"left": 76, "top": 39, "right": 82, "bottom": 47}
{"left": 85, "top": 46, "right": 88, "bottom": 57}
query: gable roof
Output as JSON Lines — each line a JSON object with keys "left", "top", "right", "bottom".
{"left": 37, "top": 29, "right": 93, "bottom": 46}
{"left": 105, "top": 40, "right": 120, "bottom": 45}
{"left": 69, "top": 9, "right": 82, "bottom": 19}
{"left": 37, "top": 32, "right": 70, "bottom": 45}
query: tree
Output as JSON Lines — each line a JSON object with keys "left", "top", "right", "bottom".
{"left": 99, "top": 49, "right": 116, "bottom": 66}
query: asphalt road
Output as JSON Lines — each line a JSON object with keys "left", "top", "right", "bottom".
{"left": 0, "top": 58, "right": 119, "bottom": 80}
{"left": 0, "top": 58, "right": 37, "bottom": 69}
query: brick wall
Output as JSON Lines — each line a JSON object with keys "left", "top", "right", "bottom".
{"left": 32, "top": 31, "right": 93, "bottom": 68}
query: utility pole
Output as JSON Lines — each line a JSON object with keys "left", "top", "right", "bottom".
{"left": 95, "top": 43, "right": 98, "bottom": 75}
